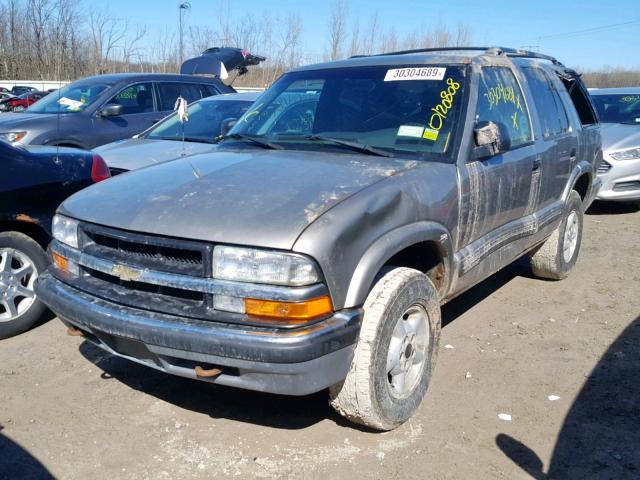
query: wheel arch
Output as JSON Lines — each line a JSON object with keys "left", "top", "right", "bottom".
{"left": 563, "top": 161, "right": 593, "bottom": 204}
{"left": 343, "top": 221, "right": 453, "bottom": 308}
{"left": 0, "top": 218, "right": 51, "bottom": 249}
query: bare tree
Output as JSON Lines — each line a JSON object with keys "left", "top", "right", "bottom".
{"left": 327, "top": 0, "right": 348, "bottom": 60}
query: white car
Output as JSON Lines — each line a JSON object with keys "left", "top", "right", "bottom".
{"left": 591, "top": 87, "right": 640, "bottom": 203}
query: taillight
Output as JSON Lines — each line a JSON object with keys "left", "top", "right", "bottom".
{"left": 91, "top": 153, "right": 111, "bottom": 182}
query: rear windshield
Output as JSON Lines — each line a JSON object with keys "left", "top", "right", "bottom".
{"left": 27, "top": 80, "right": 112, "bottom": 114}
{"left": 591, "top": 94, "right": 640, "bottom": 125}
{"left": 228, "top": 65, "right": 467, "bottom": 159}
{"left": 147, "top": 98, "right": 253, "bottom": 142}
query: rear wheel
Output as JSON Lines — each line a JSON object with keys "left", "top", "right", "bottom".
{"left": 529, "top": 190, "right": 583, "bottom": 280}
{"left": 329, "top": 267, "right": 441, "bottom": 431}
{"left": 0, "top": 232, "right": 49, "bottom": 339}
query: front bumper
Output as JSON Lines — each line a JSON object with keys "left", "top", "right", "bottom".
{"left": 35, "top": 272, "right": 360, "bottom": 395}
{"left": 596, "top": 157, "right": 640, "bottom": 201}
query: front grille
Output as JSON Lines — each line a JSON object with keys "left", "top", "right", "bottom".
{"left": 72, "top": 223, "right": 214, "bottom": 320}
{"left": 613, "top": 180, "right": 640, "bottom": 192}
{"left": 597, "top": 160, "right": 612, "bottom": 174}
{"left": 79, "top": 224, "right": 210, "bottom": 277}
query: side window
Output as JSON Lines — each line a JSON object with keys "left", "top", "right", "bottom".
{"left": 559, "top": 76, "right": 597, "bottom": 125}
{"left": 521, "top": 67, "right": 569, "bottom": 138}
{"left": 157, "top": 83, "right": 203, "bottom": 111}
{"left": 200, "top": 84, "right": 220, "bottom": 98}
{"left": 107, "top": 83, "right": 154, "bottom": 114}
{"left": 476, "top": 67, "right": 532, "bottom": 149}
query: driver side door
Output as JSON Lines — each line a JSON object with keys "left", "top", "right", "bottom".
{"left": 91, "top": 82, "right": 158, "bottom": 148}
{"left": 457, "top": 66, "right": 537, "bottom": 278}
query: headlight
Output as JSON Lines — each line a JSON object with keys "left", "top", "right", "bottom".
{"left": 212, "top": 246, "right": 320, "bottom": 286}
{"left": 610, "top": 147, "right": 640, "bottom": 161}
{"left": 52, "top": 215, "right": 79, "bottom": 248}
{"left": 0, "top": 131, "right": 27, "bottom": 143}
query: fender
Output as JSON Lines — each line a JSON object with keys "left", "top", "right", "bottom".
{"left": 344, "top": 221, "right": 454, "bottom": 308}
{"left": 562, "top": 160, "right": 593, "bottom": 203}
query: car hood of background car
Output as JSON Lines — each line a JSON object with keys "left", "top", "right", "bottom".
{"left": 0, "top": 112, "right": 63, "bottom": 128}
{"left": 601, "top": 123, "right": 640, "bottom": 152}
{"left": 59, "top": 149, "right": 419, "bottom": 250}
{"left": 94, "top": 138, "right": 216, "bottom": 171}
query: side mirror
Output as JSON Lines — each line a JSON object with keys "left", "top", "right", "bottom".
{"left": 220, "top": 117, "right": 238, "bottom": 137}
{"left": 98, "top": 104, "right": 123, "bottom": 117}
{"left": 473, "top": 121, "right": 511, "bottom": 159}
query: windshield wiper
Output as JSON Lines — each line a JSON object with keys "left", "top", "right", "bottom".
{"left": 301, "top": 135, "right": 394, "bottom": 157}
{"left": 217, "top": 133, "right": 282, "bottom": 150}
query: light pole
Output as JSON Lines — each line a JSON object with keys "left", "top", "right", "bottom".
{"left": 179, "top": 2, "right": 191, "bottom": 65}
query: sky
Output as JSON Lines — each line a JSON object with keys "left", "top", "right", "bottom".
{"left": 104, "top": 0, "right": 640, "bottom": 70}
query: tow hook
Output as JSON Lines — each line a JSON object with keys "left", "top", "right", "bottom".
{"left": 194, "top": 366, "right": 223, "bottom": 378}
{"left": 67, "top": 326, "right": 85, "bottom": 337}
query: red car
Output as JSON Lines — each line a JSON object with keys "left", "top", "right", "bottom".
{"left": 0, "top": 91, "right": 49, "bottom": 112}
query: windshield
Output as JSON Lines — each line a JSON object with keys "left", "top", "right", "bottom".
{"left": 228, "top": 65, "right": 467, "bottom": 159}
{"left": 591, "top": 94, "right": 640, "bottom": 125}
{"left": 27, "top": 80, "right": 112, "bottom": 114}
{"left": 147, "top": 98, "right": 253, "bottom": 142}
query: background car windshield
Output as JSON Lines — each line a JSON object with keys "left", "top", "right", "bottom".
{"left": 27, "top": 81, "right": 111, "bottom": 114}
{"left": 231, "top": 65, "right": 466, "bottom": 158}
{"left": 592, "top": 94, "right": 640, "bottom": 124}
{"left": 147, "top": 98, "right": 253, "bottom": 142}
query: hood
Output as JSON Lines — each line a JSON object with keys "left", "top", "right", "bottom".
{"left": 0, "top": 112, "right": 60, "bottom": 129}
{"left": 601, "top": 123, "right": 640, "bottom": 153}
{"left": 60, "top": 149, "right": 418, "bottom": 250}
{"left": 95, "top": 138, "right": 216, "bottom": 171}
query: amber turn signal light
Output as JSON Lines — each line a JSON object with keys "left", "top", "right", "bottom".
{"left": 52, "top": 252, "right": 69, "bottom": 272}
{"left": 244, "top": 296, "right": 333, "bottom": 324}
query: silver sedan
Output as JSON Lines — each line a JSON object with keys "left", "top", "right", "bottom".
{"left": 590, "top": 87, "right": 640, "bottom": 203}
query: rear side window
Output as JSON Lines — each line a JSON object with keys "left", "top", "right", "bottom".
{"left": 107, "top": 83, "right": 154, "bottom": 114}
{"left": 157, "top": 83, "right": 203, "bottom": 111}
{"left": 476, "top": 67, "right": 532, "bottom": 149}
{"left": 200, "top": 84, "right": 220, "bottom": 98}
{"left": 522, "top": 67, "right": 569, "bottom": 138}
{"left": 559, "top": 76, "right": 597, "bottom": 125}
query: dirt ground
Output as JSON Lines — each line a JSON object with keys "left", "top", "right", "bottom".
{"left": 1, "top": 201, "right": 639, "bottom": 480}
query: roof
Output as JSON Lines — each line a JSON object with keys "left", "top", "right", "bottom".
{"left": 74, "top": 73, "right": 223, "bottom": 84}
{"left": 293, "top": 46, "right": 563, "bottom": 72}
{"left": 590, "top": 87, "right": 640, "bottom": 95}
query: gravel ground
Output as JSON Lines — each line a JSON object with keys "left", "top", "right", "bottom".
{"left": 1, "top": 202, "right": 639, "bottom": 480}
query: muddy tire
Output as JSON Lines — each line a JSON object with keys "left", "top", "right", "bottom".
{"left": 529, "top": 190, "right": 583, "bottom": 280}
{"left": 329, "top": 267, "right": 441, "bottom": 431}
{"left": 0, "top": 232, "right": 49, "bottom": 340}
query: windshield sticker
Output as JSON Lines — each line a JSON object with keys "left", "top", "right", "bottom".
{"left": 57, "top": 97, "right": 84, "bottom": 111}
{"left": 397, "top": 125, "right": 425, "bottom": 138}
{"left": 621, "top": 95, "right": 640, "bottom": 103}
{"left": 384, "top": 67, "right": 446, "bottom": 82}
{"left": 422, "top": 127, "right": 439, "bottom": 141}
{"left": 427, "top": 77, "right": 461, "bottom": 136}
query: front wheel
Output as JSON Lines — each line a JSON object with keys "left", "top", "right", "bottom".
{"left": 329, "top": 267, "right": 441, "bottom": 431}
{"left": 0, "top": 232, "right": 49, "bottom": 340}
{"left": 529, "top": 190, "right": 583, "bottom": 280}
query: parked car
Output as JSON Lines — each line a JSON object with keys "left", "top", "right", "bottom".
{"left": 0, "top": 48, "right": 265, "bottom": 150}
{"left": 11, "top": 86, "right": 37, "bottom": 95}
{"left": 0, "top": 87, "right": 10, "bottom": 93}
{"left": 590, "top": 87, "right": 640, "bottom": 204}
{"left": 0, "top": 90, "right": 49, "bottom": 112}
{"left": 0, "top": 140, "right": 110, "bottom": 339}
{"left": 96, "top": 92, "right": 258, "bottom": 173}
{"left": 0, "top": 92, "right": 16, "bottom": 101}
{"left": 35, "top": 47, "right": 601, "bottom": 430}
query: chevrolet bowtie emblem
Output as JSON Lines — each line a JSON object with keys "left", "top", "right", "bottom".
{"left": 111, "top": 265, "right": 141, "bottom": 282}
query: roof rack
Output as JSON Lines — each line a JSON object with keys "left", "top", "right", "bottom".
{"left": 353, "top": 46, "right": 563, "bottom": 66}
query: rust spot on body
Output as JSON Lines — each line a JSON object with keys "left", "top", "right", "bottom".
{"left": 15, "top": 214, "right": 38, "bottom": 224}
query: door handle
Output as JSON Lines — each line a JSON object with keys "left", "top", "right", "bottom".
{"left": 569, "top": 148, "right": 577, "bottom": 159}
{"left": 532, "top": 157, "right": 541, "bottom": 171}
